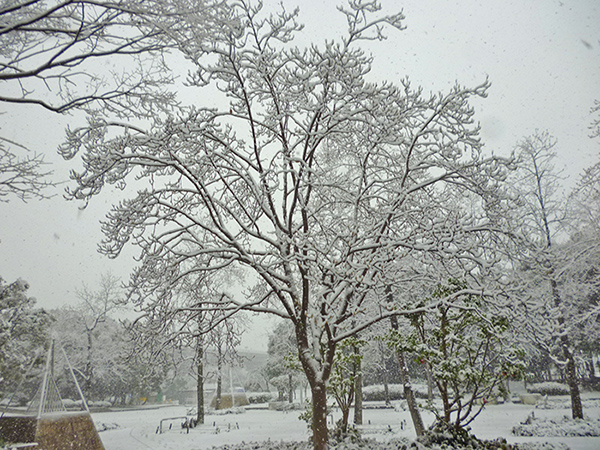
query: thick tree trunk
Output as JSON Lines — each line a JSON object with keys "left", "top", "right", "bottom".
{"left": 396, "top": 349, "right": 425, "bottom": 436}
{"left": 216, "top": 357, "right": 222, "bottom": 410}
{"left": 197, "top": 340, "right": 205, "bottom": 424}
{"left": 383, "top": 379, "right": 390, "bottom": 406}
{"left": 390, "top": 313, "right": 424, "bottom": 436}
{"left": 379, "top": 338, "right": 391, "bottom": 405}
{"left": 564, "top": 340, "right": 583, "bottom": 419}
{"left": 551, "top": 279, "right": 583, "bottom": 419}
{"left": 426, "top": 363, "right": 434, "bottom": 402}
{"left": 295, "top": 306, "right": 337, "bottom": 450}
{"left": 311, "top": 382, "right": 329, "bottom": 450}
{"left": 85, "top": 328, "right": 93, "bottom": 397}
{"left": 354, "top": 357, "right": 363, "bottom": 425}
{"left": 297, "top": 340, "right": 333, "bottom": 450}
{"left": 440, "top": 381, "right": 451, "bottom": 423}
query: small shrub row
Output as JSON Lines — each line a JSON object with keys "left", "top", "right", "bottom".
{"left": 61, "top": 398, "right": 112, "bottom": 408}
{"left": 362, "top": 384, "right": 431, "bottom": 402}
{"left": 512, "top": 416, "right": 600, "bottom": 437}
{"left": 526, "top": 382, "right": 570, "bottom": 396}
{"left": 247, "top": 392, "right": 277, "bottom": 404}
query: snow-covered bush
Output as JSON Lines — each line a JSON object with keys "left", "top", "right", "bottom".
{"left": 362, "top": 384, "right": 430, "bottom": 402}
{"left": 526, "top": 382, "right": 570, "bottom": 396}
{"left": 61, "top": 398, "right": 83, "bottom": 408}
{"left": 211, "top": 406, "right": 246, "bottom": 415}
{"left": 0, "top": 392, "right": 29, "bottom": 407}
{"left": 512, "top": 416, "right": 600, "bottom": 437}
{"left": 0, "top": 277, "right": 53, "bottom": 399}
{"left": 418, "top": 420, "right": 514, "bottom": 450}
{"left": 362, "top": 384, "right": 403, "bottom": 402}
{"left": 89, "top": 400, "right": 112, "bottom": 408}
{"left": 247, "top": 392, "right": 277, "bottom": 404}
{"left": 203, "top": 437, "right": 414, "bottom": 450}
{"left": 203, "top": 435, "right": 568, "bottom": 450}
{"left": 95, "top": 421, "right": 121, "bottom": 432}
{"left": 388, "top": 280, "right": 525, "bottom": 429}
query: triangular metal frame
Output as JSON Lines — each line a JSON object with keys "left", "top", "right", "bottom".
{"left": 26, "top": 341, "right": 66, "bottom": 417}
{"left": 2, "top": 340, "right": 90, "bottom": 418}
{"left": 61, "top": 345, "right": 89, "bottom": 413}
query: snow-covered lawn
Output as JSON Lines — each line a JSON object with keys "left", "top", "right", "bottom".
{"left": 93, "top": 396, "right": 600, "bottom": 450}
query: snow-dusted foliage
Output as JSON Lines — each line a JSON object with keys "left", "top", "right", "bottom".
{"left": 0, "top": 139, "right": 53, "bottom": 202}
{"left": 563, "top": 159, "right": 600, "bottom": 352}
{"left": 536, "top": 398, "right": 600, "bottom": 410}
{"left": 0, "top": 1, "right": 220, "bottom": 202}
{"left": 49, "top": 274, "right": 168, "bottom": 403}
{"left": 362, "top": 384, "right": 429, "bottom": 402}
{"left": 388, "top": 280, "right": 525, "bottom": 429}
{"left": 506, "top": 131, "right": 600, "bottom": 419}
{"left": 50, "top": 273, "right": 127, "bottom": 400}
{"left": 0, "top": 0, "right": 186, "bottom": 115}
{"left": 512, "top": 415, "right": 600, "bottom": 437}
{"left": 0, "top": 276, "right": 52, "bottom": 400}
{"left": 526, "top": 382, "right": 570, "bottom": 397}
{"left": 192, "top": 439, "right": 411, "bottom": 450}
{"left": 264, "top": 321, "right": 305, "bottom": 403}
{"left": 127, "top": 270, "right": 246, "bottom": 423}
{"left": 60, "top": 1, "right": 516, "bottom": 448}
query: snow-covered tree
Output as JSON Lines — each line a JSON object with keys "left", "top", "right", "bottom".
{"left": 0, "top": 277, "right": 52, "bottom": 400}
{"left": 0, "top": 0, "right": 190, "bottom": 202}
{"left": 0, "top": 0, "right": 191, "bottom": 115}
{"left": 60, "top": 2, "right": 514, "bottom": 448}
{"left": 390, "top": 279, "right": 525, "bottom": 430}
{"left": 205, "top": 312, "right": 245, "bottom": 410}
{"left": 562, "top": 159, "right": 600, "bottom": 364}
{"left": 328, "top": 336, "right": 364, "bottom": 435}
{"left": 72, "top": 272, "right": 123, "bottom": 397}
{"left": 0, "top": 139, "right": 53, "bottom": 202}
{"left": 127, "top": 270, "right": 245, "bottom": 420}
{"left": 48, "top": 273, "right": 127, "bottom": 400}
{"left": 51, "top": 305, "right": 169, "bottom": 404}
{"left": 388, "top": 295, "right": 425, "bottom": 436}
{"left": 361, "top": 325, "right": 398, "bottom": 404}
{"left": 52, "top": 310, "right": 117, "bottom": 400}
{"left": 264, "top": 321, "right": 304, "bottom": 403}
{"left": 507, "top": 131, "right": 584, "bottom": 419}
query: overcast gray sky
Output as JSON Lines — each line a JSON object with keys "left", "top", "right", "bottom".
{"left": 1, "top": 0, "right": 599, "bottom": 350}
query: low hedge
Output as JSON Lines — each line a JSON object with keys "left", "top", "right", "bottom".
{"left": 362, "top": 384, "right": 430, "bottom": 402}
{"left": 526, "top": 382, "right": 570, "bottom": 396}
{"left": 247, "top": 392, "right": 277, "bottom": 404}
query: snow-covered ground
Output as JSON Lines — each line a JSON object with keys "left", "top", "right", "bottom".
{"left": 93, "top": 396, "right": 600, "bottom": 450}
